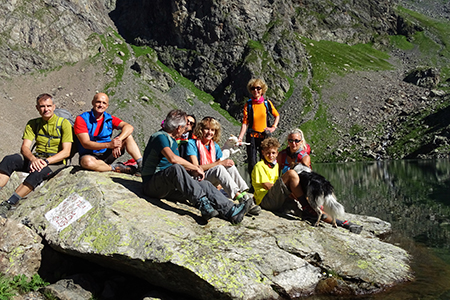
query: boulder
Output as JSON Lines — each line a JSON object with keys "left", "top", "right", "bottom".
{"left": 0, "top": 216, "right": 43, "bottom": 278}
{"left": 8, "top": 167, "right": 413, "bottom": 300}
{"left": 39, "top": 279, "right": 92, "bottom": 300}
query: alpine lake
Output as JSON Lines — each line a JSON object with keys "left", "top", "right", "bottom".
{"left": 303, "top": 159, "right": 450, "bottom": 300}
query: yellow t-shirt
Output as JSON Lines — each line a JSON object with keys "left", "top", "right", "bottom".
{"left": 23, "top": 114, "right": 73, "bottom": 155}
{"left": 251, "top": 160, "right": 279, "bottom": 205}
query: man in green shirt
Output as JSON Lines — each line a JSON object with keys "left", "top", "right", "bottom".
{"left": 0, "top": 94, "right": 73, "bottom": 210}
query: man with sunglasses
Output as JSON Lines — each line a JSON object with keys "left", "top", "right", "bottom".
{"left": 238, "top": 78, "right": 280, "bottom": 175}
{"left": 141, "top": 109, "right": 253, "bottom": 224}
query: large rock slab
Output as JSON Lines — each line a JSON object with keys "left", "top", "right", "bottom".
{"left": 9, "top": 167, "right": 413, "bottom": 300}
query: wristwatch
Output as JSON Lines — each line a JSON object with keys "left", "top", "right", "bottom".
{"left": 43, "top": 158, "right": 50, "bottom": 165}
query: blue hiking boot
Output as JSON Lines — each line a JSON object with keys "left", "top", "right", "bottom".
{"left": 197, "top": 196, "right": 219, "bottom": 221}
{"left": 229, "top": 198, "right": 253, "bottom": 224}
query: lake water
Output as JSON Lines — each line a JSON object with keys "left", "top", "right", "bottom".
{"left": 307, "top": 159, "right": 450, "bottom": 299}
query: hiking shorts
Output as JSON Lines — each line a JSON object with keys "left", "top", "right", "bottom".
{"left": 0, "top": 153, "right": 64, "bottom": 189}
{"left": 260, "top": 177, "right": 291, "bottom": 211}
{"left": 79, "top": 148, "right": 123, "bottom": 165}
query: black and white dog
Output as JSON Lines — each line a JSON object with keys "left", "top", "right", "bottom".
{"left": 293, "top": 164, "right": 345, "bottom": 227}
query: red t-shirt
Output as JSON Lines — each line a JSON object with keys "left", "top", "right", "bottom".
{"left": 74, "top": 115, "right": 123, "bottom": 136}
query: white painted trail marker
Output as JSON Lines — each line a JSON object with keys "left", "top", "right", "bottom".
{"left": 45, "top": 193, "right": 93, "bottom": 232}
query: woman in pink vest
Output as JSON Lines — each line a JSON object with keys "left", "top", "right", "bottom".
{"left": 277, "top": 128, "right": 311, "bottom": 175}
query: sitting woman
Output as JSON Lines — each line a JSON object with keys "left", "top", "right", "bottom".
{"left": 277, "top": 128, "right": 311, "bottom": 174}
{"left": 178, "top": 114, "right": 196, "bottom": 160}
{"left": 186, "top": 117, "right": 254, "bottom": 204}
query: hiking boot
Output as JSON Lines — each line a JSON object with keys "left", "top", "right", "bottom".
{"left": 238, "top": 193, "right": 261, "bottom": 216}
{"left": 229, "top": 198, "right": 252, "bottom": 224}
{"left": 197, "top": 196, "right": 219, "bottom": 221}
{"left": 247, "top": 204, "right": 261, "bottom": 216}
{"left": 112, "top": 163, "right": 135, "bottom": 174}
{"left": 342, "top": 221, "right": 363, "bottom": 234}
{"left": 134, "top": 167, "right": 142, "bottom": 177}
{"left": 348, "top": 224, "right": 363, "bottom": 234}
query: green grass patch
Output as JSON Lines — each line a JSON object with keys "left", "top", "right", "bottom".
{"left": 247, "top": 40, "right": 265, "bottom": 51}
{"left": 157, "top": 61, "right": 240, "bottom": 125}
{"left": 390, "top": 35, "right": 415, "bottom": 50}
{"left": 300, "top": 102, "right": 339, "bottom": 162}
{"left": 88, "top": 29, "right": 130, "bottom": 92}
{"left": 395, "top": 6, "right": 450, "bottom": 80}
{"left": 131, "top": 45, "right": 157, "bottom": 58}
{"left": 349, "top": 124, "right": 364, "bottom": 137}
{"left": 0, "top": 273, "right": 49, "bottom": 299}
{"left": 299, "top": 36, "right": 393, "bottom": 91}
{"left": 301, "top": 86, "right": 314, "bottom": 115}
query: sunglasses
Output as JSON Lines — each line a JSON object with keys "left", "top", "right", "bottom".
{"left": 288, "top": 139, "right": 302, "bottom": 143}
{"left": 187, "top": 119, "right": 195, "bottom": 125}
{"left": 250, "top": 86, "right": 262, "bottom": 91}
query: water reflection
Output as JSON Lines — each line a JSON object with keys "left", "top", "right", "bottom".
{"left": 310, "top": 159, "right": 450, "bottom": 299}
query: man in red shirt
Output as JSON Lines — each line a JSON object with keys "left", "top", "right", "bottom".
{"left": 74, "top": 93, "right": 143, "bottom": 173}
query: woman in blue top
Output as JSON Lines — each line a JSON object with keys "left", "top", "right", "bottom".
{"left": 186, "top": 117, "right": 253, "bottom": 204}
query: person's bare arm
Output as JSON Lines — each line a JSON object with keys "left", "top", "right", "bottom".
{"left": 115, "top": 121, "right": 134, "bottom": 141}
{"left": 190, "top": 155, "right": 234, "bottom": 171}
{"left": 265, "top": 115, "right": 280, "bottom": 133}
{"left": 237, "top": 123, "right": 247, "bottom": 142}
{"left": 76, "top": 132, "right": 121, "bottom": 151}
{"left": 162, "top": 147, "right": 205, "bottom": 180}
{"left": 22, "top": 140, "right": 71, "bottom": 172}
{"left": 261, "top": 182, "right": 274, "bottom": 190}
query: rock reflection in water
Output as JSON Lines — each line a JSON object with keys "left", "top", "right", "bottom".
{"left": 311, "top": 159, "right": 450, "bottom": 300}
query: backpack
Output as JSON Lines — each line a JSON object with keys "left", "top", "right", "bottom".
{"left": 247, "top": 98, "right": 275, "bottom": 131}
{"left": 54, "top": 108, "right": 75, "bottom": 126}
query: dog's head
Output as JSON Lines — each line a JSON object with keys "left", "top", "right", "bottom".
{"left": 227, "top": 135, "right": 239, "bottom": 144}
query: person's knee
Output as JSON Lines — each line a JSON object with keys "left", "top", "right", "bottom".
{"left": 22, "top": 181, "right": 35, "bottom": 191}
{"left": 123, "top": 134, "right": 137, "bottom": 147}
{"left": 170, "top": 164, "right": 188, "bottom": 177}
{"left": 80, "top": 156, "right": 99, "bottom": 170}
{"left": 0, "top": 153, "right": 23, "bottom": 174}
{"left": 214, "top": 165, "right": 227, "bottom": 174}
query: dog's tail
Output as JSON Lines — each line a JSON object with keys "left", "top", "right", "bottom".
{"left": 322, "top": 193, "right": 345, "bottom": 220}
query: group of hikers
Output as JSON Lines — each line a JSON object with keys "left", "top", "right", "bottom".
{"left": 0, "top": 78, "right": 362, "bottom": 232}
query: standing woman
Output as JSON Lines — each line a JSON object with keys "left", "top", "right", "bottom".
{"left": 277, "top": 128, "right": 311, "bottom": 175}
{"left": 237, "top": 78, "right": 280, "bottom": 175}
{"left": 187, "top": 117, "right": 255, "bottom": 204}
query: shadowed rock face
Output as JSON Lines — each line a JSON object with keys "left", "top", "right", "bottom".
{"left": 5, "top": 167, "right": 412, "bottom": 300}
{"left": 109, "top": 0, "right": 399, "bottom": 113}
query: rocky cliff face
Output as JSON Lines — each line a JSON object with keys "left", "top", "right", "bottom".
{"left": 0, "top": 0, "right": 112, "bottom": 77}
{"left": 110, "top": 0, "right": 399, "bottom": 115}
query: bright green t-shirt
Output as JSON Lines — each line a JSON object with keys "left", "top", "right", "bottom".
{"left": 23, "top": 114, "right": 73, "bottom": 155}
{"left": 251, "top": 160, "right": 279, "bottom": 205}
